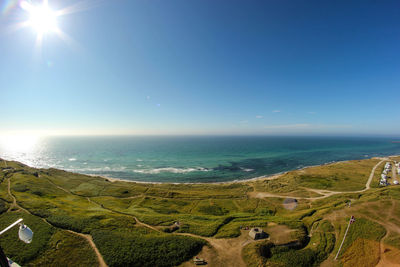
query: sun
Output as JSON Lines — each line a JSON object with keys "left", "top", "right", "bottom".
{"left": 28, "top": 5, "right": 58, "bottom": 34}
{"left": 20, "top": 0, "right": 59, "bottom": 35}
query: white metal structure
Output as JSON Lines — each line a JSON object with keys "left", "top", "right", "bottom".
{"left": 0, "top": 218, "right": 33, "bottom": 244}
{"left": 334, "top": 216, "right": 355, "bottom": 260}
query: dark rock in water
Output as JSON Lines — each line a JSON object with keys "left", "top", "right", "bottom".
{"left": 213, "top": 163, "right": 242, "bottom": 172}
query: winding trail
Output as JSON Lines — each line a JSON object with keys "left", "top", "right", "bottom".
{"left": 249, "top": 159, "right": 385, "bottom": 201}
{"left": 178, "top": 231, "right": 252, "bottom": 267}
{"left": 1, "top": 157, "right": 390, "bottom": 267}
{"left": 6, "top": 176, "right": 108, "bottom": 267}
{"left": 66, "top": 230, "right": 107, "bottom": 267}
{"left": 6, "top": 179, "right": 16, "bottom": 212}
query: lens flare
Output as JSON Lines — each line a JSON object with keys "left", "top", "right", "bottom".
{"left": 28, "top": 5, "right": 57, "bottom": 34}
{"left": 20, "top": 0, "right": 58, "bottom": 35}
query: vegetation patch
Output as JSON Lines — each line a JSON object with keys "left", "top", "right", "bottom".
{"left": 385, "top": 231, "right": 400, "bottom": 250}
{"left": 197, "top": 205, "right": 228, "bottom": 216}
{"left": 91, "top": 230, "right": 205, "bottom": 267}
{"left": 28, "top": 230, "right": 98, "bottom": 266}
{"left": 336, "top": 217, "right": 386, "bottom": 259}
{"left": 0, "top": 158, "right": 396, "bottom": 266}
{"left": 0, "top": 212, "right": 55, "bottom": 265}
{"left": 341, "top": 238, "right": 380, "bottom": 267}
{"left": 0, "top": 200, "right": 8, "bottom": 214}
{"left": 245, "top": 220, "right": 335, "bottom": 267}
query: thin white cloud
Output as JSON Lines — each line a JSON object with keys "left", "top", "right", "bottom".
{"left": 264, "top": 124, "right": 310, "bottom": 129}
{"left": 272, "top": 110, "right": 281, "bottom": 113}
{"left": 307, "top": 111, "right": 316, "bottom": 114}
{"left": 264, "top": 124, "right": 352, "bottom": 130}
{"left": 255, "top": 115, "right": 263, "bottom": 119}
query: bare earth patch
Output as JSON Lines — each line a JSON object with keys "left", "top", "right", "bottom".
{"left": 179, "top": 230, "right": 257, "bottom": 267}
{"left": 266, "top": 223, "right": 296, "bottom": 245}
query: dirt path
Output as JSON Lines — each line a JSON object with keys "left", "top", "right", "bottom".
{"left": 6, "top": 176, "right": 108, "bottom": 267}
{"left": 179, "top": 230, "right": 253, "bottom": 267}
{"left": 392, "top": 162, "right": 399, "bottom": 184}
{"left": 249, "top": 160, "right": 385, "bottom": 201}
{"left": 364, "top": 159, "right": 385, "bottom": 190}
{"left": 6, "top": 178, "right": 17, "bottom": 212}
{"left": 376, "top": 230, "right": 390, "bottom": 267}
{"left": 376, "top": 200, "right": 400, "bottom": 267}
{"left": 86, "top": 195, "right": 250, "bottom": 266}
{"left": 323, "top": 198, "right": 400, "bottom": 267}
{"left": 181, "top": 159, "right": 387, "bottom": 266}
{"left": 44, "top": 176, "right": 71, "bottom": 194}
{"left": 133, "top": 217, "right": 161, "bottom": 232}
{"left": 66, "top": 230, "right": 108, "bottom": 267}
{"left": 3, "top": 158, "right": 389, "bottom": 267}
{"left": 6, "top": 178, "right": 30, "bottom": 213}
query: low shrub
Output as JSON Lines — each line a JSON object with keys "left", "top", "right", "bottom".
{"left": 197, "top": 205, "right": 228, "bottom": 216}
{"left": 92, "top": 230, "right": 205, "bottom": 267}
{"left": 0, "top": 212, "right": 55, "bottom": 265}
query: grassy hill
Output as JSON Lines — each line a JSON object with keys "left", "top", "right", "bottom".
{"left": 0, "top": 157, "right": 399, "bottom": 266}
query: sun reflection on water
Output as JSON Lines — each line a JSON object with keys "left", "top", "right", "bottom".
{"left": 0, "top": 135, "right": 44, "bottom": 167}
{"left": 0, "top": 135, "right": 40, "bottom": 153}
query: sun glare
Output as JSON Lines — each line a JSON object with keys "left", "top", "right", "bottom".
{"left": 29, "top": 6, "right": 57, "bottom": 34}
{"left": 0, "top": 135, "right": 40, "bottom": 153}
{"left": 21, "top": 0, "right": 59, "bottom": 35}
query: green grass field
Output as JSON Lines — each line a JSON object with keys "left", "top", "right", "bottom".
{"left": 0, "top": 157, "right": 399, "bottom": 266}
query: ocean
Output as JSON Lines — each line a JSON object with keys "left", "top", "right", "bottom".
{"left": 1, "top": 136, "right": 400, "bottom": 183}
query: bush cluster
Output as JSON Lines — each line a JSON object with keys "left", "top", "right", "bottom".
{"left": 91, "top": 230, "right": 205, "bottom": 267}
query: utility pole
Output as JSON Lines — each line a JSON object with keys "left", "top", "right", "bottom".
{"left": 334, "top": 215, "right": 355, "bottom": 260}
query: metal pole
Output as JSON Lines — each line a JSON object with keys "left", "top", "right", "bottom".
{"left": 334, "top": 217, "right": 352, "bottom": 260}
{"left": 0, "top": 219, "right": 23, "bottom": 236}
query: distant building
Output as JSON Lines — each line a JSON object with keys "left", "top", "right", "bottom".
{"left": 249, "top": 227, "right": 267, "bottom": 240}
{"left": 193, "top": 257, "right": 206, "bottom": 265}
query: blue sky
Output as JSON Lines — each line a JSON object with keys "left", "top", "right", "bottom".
{"left": 0, "top": 0, "right": 399, "bottom": 135}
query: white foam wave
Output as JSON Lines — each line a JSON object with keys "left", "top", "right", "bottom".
{"left": 68, "top": 158, "right": 77, "bottom": 161}
{"left": 240, "top": 167, "right": 254, "bottom": 172}
{"left": 64, "top": 166, "right": 127, "bottom": 173}
{"left": 133, "top": 167, "right": 209, "bottom": 174}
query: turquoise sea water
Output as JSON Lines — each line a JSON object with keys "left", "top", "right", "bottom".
{"left": 1, "top": 136, "right": 400, "bottom": 183}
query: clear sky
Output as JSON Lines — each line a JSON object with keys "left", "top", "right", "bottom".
{"left": 0, "top": 0, "right": 399, "bottom": 136}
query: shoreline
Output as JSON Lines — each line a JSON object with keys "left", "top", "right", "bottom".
{"left": 2, "top": 155, "right": 398, "bottom": 186}
{"left": 96, "top": 155, "right": 394, "bottom": 186}
{"left": 104, "top": 172, "right": 285, "bottom": 185}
